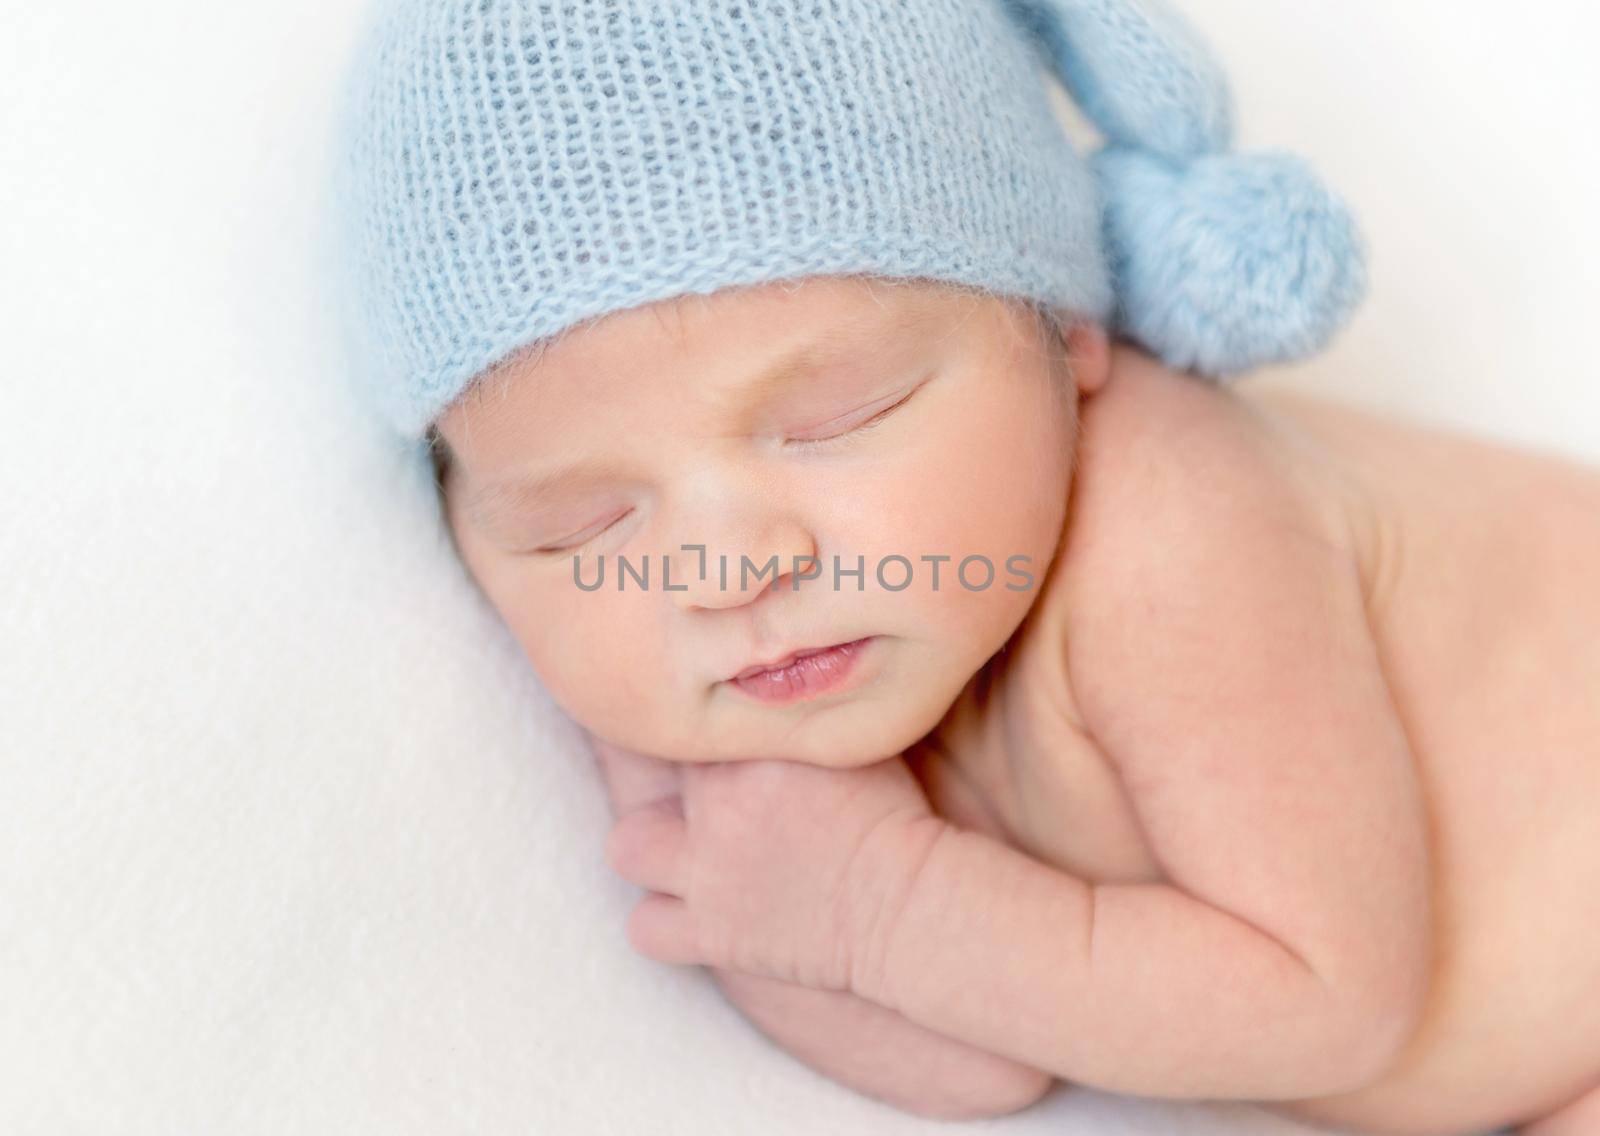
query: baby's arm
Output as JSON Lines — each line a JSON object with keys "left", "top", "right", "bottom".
{"left": 585, "top": 732, "right": 1054, "bottom": 1119}
{"left": 851, "top": 397, "right": 1433, "bottom": 1100}
{"left": 706, "top": 968, "right": 1053, "bottom": 1119}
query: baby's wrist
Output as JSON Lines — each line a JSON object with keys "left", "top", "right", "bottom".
{"left": 846, "top": 812, "right": 956, "bottom": 1005}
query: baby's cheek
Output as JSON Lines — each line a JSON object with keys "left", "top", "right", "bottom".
{"left": 535, "top": 600, "right": 674, "bottom": 742}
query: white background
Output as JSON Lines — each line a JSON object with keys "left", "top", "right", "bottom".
{"left": 2, "top": 2, "right": 1594, "bottom": 1134}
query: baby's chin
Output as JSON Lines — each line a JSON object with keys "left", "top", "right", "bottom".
{"left": 666, "top": 687, "right": 955, "bottom": 767}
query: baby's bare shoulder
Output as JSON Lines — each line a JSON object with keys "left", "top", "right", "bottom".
{"left": 1054, "top": 346, "right": 1384, "bottom": 748}
{"left": 1061, "top": 347, "right": 1358, "bottom": 612}
{"left": 1075, "top": 348, "right": 1350, "bottom": 560}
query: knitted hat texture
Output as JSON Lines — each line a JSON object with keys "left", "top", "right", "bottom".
{"left": 330, "top": 0, "right": 1367, "bottom": 441}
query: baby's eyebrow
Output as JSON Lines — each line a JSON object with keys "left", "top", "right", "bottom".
{"left": 463, "top": 300, "right": 954, "bottom": 523}
{"left": 463, "top": 464, "right": 620, "bottom": 530}
{"left": 717, "top": 300, "right": 954, "bottom": 421}
{"left": 731, "top": 305, "right": 930, "bottom": 405}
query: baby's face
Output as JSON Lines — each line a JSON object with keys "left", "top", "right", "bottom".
{"left": 435, "top": 276, "right": 1106, "bottom": 766}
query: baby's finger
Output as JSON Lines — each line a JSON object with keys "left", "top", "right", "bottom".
{"left": 624, "top": 892, "right": 702, "bottom": 967}
{"left": 604, "top": 796, "right": 689, "bottom": 896}
{"left": 586, "top": 731, "right": 681, "bottom": 817}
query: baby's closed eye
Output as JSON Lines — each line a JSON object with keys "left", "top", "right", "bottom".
{"left": 781, "top": 375, "right": 928, "bottom": 448}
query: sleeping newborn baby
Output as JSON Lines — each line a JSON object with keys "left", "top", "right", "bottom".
{"left": 428, "top": 274, "right": 1600, "bottom": 1136}
{"left": 332, "top": 1, "right": 1599, "bottom": 1133}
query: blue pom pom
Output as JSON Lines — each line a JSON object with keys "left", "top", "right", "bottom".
{"left": 1091, "top": 146, "right": 1368, "bottom": 378}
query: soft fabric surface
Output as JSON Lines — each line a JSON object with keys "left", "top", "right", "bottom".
{"left": 4, "top": 2, "right": 1594, "bottom": 1133}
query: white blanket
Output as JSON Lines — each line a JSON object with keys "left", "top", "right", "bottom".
{"left": 5, "top": 1, "right": 1593, "bottom": 1132}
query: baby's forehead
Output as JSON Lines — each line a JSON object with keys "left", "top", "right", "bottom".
{"left": 478, "top": 279, "right": 1003, "bottom": 394}
{"left": 569, "top": 276, "right": 996, "bottom": 359}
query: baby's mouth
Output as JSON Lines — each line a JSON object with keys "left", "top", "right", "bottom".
{"left": 733, "top": 639, "right": 867, "bottom": 682}
{"left": 727, "top": 637, "right": 877, "bottom": 704}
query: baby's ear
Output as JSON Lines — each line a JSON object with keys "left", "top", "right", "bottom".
{"left": 1063, "top": 319, "right": 1111, "bottom": 396}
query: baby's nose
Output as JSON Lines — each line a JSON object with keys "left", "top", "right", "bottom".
{"left": 668, "top": 514, "right": 818, "bottom": 612}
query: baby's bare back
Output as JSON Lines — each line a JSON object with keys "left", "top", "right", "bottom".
{"left": 1245, "top": 380, "right": 1600, "bottom": 1133}
{"left": 913, "top": 351, "right": 1600, "bottom": 1134}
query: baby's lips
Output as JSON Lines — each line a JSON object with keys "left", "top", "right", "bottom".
{"left": 734, "top": 642, "right": 842, "bottom": 681}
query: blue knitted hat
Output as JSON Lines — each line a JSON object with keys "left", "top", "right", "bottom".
{"left": 330, "top": 0, "right": 1367, "bottom": 442}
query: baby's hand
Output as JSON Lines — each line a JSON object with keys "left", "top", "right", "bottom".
{"left": 605, "top": 754, "right": 940, "bottom": 994}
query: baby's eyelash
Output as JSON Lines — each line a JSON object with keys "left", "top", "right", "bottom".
{"left": 786, "top": 385, "right": 920, "bottom": 448}
{"left": 533, "top": 509, "right": 633, "bottom": 556}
